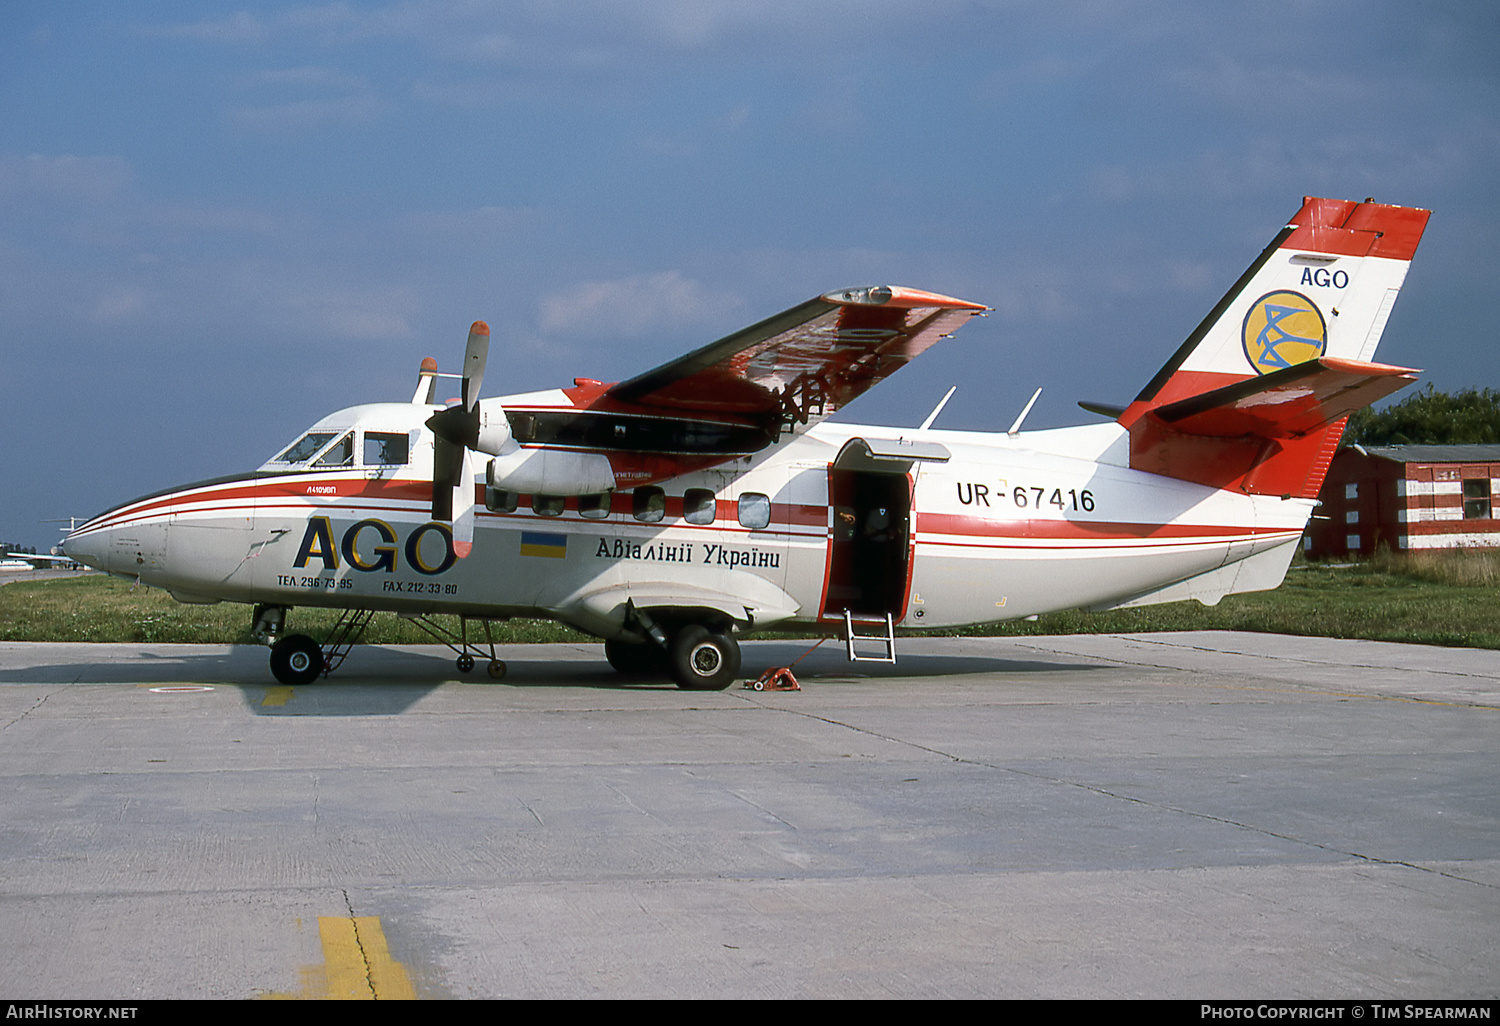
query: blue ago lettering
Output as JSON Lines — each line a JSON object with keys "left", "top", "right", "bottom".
{"left": 1299, "top": 266, "right": 1349, "bottom": 289}
{"left": 293, "top": 516, "right": 456, "bottom": 576}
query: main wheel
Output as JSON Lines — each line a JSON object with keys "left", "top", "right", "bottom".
{"left": 668, "top": 626, "right": 741, "bottom": 691}
{"left": 456, "top": 653, "right": 475, "bottom": 674}
{"left": 605, "top": 638, "right": 664, "bottom": 675}
{"left": 269, "top": 634, "right": 324, "bottom": 686}
{"left": 487, "top": 659, "right": 507, "bottom": 680}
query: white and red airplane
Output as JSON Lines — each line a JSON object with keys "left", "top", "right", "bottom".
{"left": 60, "top": 196, "right": 1429, "bottom": 689}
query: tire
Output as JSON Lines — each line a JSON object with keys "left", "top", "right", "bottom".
{"left": 456, "top": 654, "right": 475, "bottom": 674}
{"left": 604, "top": 638, "right": 664, "bottom": 676}
{"left": 668, "top": 626, "right": 740, "bottom": 691}
{"left": 486, "top": 660, "right": 507, "bottom": 680}
{"left": 269, "top": 634, "right": 324, "bottom": 686}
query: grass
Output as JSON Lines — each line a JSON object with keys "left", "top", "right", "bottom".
{"left": 3, "top": 553, "right": 1499, "bottom": 649}
{"left": 929, "top": 559, "right": 1500, "bottom": 649}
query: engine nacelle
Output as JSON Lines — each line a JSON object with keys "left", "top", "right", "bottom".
{"left": 475, "top": 400, "right": 517, "bottom": 456}
{"left": 486, "top": 449, "right": 615, "bottom": 496}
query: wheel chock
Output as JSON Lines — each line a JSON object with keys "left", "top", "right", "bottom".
{"left": 746, "top": 667, "right": 801, "bottom": 691}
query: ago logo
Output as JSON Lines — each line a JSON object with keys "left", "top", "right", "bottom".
{"left": 1241, "top": 291, "right": 1327, "bottom": 374}
{"left": 293, "top": 516, "right": 457, "bottom": 575}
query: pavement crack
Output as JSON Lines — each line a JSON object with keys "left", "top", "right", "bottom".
{"left": 341, "top": 890, "right": 379, "bottom": 1000}
{"left": 1, "top": 687, "right": 62, "bottom": 731}
{"left": 745, "top": 697, "right": 1498, "bottom": 892}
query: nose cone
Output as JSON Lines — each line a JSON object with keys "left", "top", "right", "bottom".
{"left": 59, "top": 521, "right": 113, "bottom": 573}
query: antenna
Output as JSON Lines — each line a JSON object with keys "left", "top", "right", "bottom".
{"left": 1007, "top": 388, "right": 1042, "bottom": 437}
{"left": 918, "top": 386, "right": 957, "bottom": 431}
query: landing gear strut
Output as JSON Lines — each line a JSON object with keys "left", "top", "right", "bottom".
{"left": 398, "top": 613, "right": 507, "bottom": 680}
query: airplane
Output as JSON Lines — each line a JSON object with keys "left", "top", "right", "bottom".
{"left": 0, "top": 551, "right": 76, "bottom": 571}
{"left": 59, "top": 196, "right": 1430, "bottom": 689}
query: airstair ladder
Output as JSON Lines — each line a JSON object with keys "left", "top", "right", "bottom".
{"left": 843, "top": 609, "right": 897, "bottom": 664}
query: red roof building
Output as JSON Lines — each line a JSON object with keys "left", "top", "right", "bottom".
{"left": 1306, "top": 445, "right": 1500, "bottom": 558}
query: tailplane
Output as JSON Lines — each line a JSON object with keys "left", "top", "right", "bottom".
{"left": 1119, "top": 196, "right": 1430, "bottom": 498}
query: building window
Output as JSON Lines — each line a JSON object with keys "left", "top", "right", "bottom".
{"left": 1463, "top": 479, "right": 1492, "bottom": 519}
{"left": 1345, "top": 511, "right": 1359, "bottom": 524}
{"left": 1344, "top": 483, "right": 1359, "bottom": 500}
{"left": 1346, "top": 534, "right": 1361, "bottom": 552}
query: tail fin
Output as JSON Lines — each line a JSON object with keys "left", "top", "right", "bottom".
{"left": 1119, "top": 196, "right": 1430, "bottom": 498}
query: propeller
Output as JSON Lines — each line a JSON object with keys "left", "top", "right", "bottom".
{"left": 426, "top": 321, "right": 491, "bottom": 558}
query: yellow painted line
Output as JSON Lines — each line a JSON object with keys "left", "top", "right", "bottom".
{"left": 267, "top": 915, "right": 416, "bottom": 1000}
{"left": 262, "top": 686, "right": 293, "bottom": 707}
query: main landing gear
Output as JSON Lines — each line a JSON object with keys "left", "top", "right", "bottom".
{"left": 606, "top": 614, "right": 742, "bottom": 691}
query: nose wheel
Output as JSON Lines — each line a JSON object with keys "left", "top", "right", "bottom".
{"left": 269, "top": 634, "right": 324, "bottom": 686}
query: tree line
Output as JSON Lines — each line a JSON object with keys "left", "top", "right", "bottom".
{"left": 1344, "top": 386, "right": 1500, "bottom": 446}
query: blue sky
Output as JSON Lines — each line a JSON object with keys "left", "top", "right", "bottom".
{"left": 3, "top": 1, "right": 1497, "bottom": 550}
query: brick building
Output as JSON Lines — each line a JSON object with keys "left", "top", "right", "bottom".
{"left": 1306, "top": 444, "right": 1500, "bottom": 558}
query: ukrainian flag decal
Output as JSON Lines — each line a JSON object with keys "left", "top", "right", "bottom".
{"left": 519, "top": 532, "right": 568, "bottom": 558}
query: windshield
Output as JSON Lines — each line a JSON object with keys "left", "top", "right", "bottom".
{"left": 313, "top": 433, "right": 355, "bottom": 467}
{"left": 273, "top": 432, "right": 337, "bottom": 464}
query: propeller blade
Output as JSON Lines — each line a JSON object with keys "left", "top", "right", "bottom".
{"left": 428, "top": 321, "right": 489, "bottom": 548}
{"left": 431, "top": 435, "right": 464, "bottom": 522}
{"left": 451, "top": 450, "right": 475, "bottom": 559}
{"left": 462, "top": 321, "right": 489, "bottom": 411}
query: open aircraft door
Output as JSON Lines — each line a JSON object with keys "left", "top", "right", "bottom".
{"left": 820, "top": 438, "right": 950, "bottom": 650}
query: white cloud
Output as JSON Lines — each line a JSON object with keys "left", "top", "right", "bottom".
{"left": 537, "top": 270, "right": 741, "bottom": 339}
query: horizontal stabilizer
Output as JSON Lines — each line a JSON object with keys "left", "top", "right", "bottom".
{"left": 1150, "top": 357, "right": 1418, "bottom": 439}
{"left": 1078, "top": 400, "right": 1127, "bottom": 419}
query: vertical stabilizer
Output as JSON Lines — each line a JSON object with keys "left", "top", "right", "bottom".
{"left": 1120, "top": 197, "right": 1429, "bottom": 498}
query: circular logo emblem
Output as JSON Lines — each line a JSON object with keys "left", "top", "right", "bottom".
{"left": 1242, "top": 291, "right": 1326, "bottom": 374}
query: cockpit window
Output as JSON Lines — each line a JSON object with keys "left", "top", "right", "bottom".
{"left": 313, "top": 432, "right": 355, "bottom": 467}
{"left": 273, "top": 432, "right": 336, "bottom": 464}
{"left": 364, "top": 432, "right": 409, "bottom": 466}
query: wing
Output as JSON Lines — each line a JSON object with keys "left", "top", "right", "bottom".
{"left": 601, "top": 285, "right": 986, "bottom": 435}
{"left": 478, "top": 285, "right": 986, "bottom": 495}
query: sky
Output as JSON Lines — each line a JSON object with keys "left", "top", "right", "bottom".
{"left": 2, "top": 1, "right": 1497, "bottom": 551}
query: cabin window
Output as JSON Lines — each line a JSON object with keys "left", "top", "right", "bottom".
{"left": 633, "top": 487, "right": 665, "bottom": 523}
{"left": 486, "top": 488, "right": 518, "bottom": 513}
{"left": 738, "top": 492, "right": 771, "bottom": 530}
{"left": 364, "top": 432, "right": 409, "bottom": 466}
{"left": 274, "top": 432, "right": 336, "bottom": 464}
{"left": 684, "top": 488, "right": 716, "bottom": 526}
{"left": 1463, "top": 479, "right": 1492, "bottom": 519}
{"left": 578, "top": 493, "right": 612, "bottom": 520}
{"left": 532, "top": 495, "right": 564, "bottom": 517}
{"left": 313, "top": 432, "right": 354, "bottom": 467}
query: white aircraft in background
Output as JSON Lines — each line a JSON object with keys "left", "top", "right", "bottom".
{"left": 61, "top": 196, "right": 1429, "bottom": 689}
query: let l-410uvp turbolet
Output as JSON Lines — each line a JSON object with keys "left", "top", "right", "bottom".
{"left": 62, "top": 196, "right": 1430, "bottom": 689}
